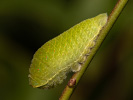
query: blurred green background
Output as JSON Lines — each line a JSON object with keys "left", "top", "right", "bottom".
{"left": 0, "top": 0, "right": 132, "bottom": 100}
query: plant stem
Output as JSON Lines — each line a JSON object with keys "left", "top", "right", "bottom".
{"left": 59, "top": 0, "right": 128, "bottom": 100}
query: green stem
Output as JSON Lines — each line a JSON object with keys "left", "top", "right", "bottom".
{"left": 59, "top": 0, "right": 128, "bottom": 100}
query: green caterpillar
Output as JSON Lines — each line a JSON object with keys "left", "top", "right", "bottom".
{"left": 29, "top": 13, "right": 108, "bottom": 89}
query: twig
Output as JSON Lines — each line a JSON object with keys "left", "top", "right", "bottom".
{"left": 59, "top": 0, "right": 128, "bottom": 100}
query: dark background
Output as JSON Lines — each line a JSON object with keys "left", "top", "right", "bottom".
{"left": 0, "top": 0, "right": 132, "bottom": 100}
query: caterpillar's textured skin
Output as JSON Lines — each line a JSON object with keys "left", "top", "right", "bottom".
{"left": 29, "top": 13, "right": 108, "bottom": 89}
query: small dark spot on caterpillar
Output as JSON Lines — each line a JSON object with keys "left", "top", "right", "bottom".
{"left": 78, "top": 62, "right": 83, "bottom": 64}
{"left": 90, "top": 47, "right": 94, "bottom": 50}
{"left": 79, "top": 55, "right": 87, "bottom": 64}
{"left": 68, "top": 78, "right": 76, "bottom": 87}
{"left": 85, "top": 53, "right": 90, "bottom": 56}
